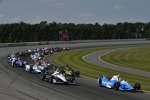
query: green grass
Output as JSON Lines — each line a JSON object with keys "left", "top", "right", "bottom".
{"left": 46, "top": 45, "right": 150, "bottom": 91}
{"left": 101, "top": 47, "right": 150, "bottom": 72}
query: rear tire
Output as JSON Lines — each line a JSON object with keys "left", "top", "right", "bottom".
{"left": 70, "top": 76, "right": 75, "bottom": 83}
{"left": 42, "top": 74, "right": 46, "bottom": 81}
{"left": 114, "top": 82, "right": 120, "bottom": 91}
{"left": 29, "top": 66, "right": 32, "bottom": 73}
{"left": 75, "top": 71, "right": 80, "bottom": 77}
{"left": 49, "top": 76, "right": 54, "bottom": 83}
{"left": 134, "top": 83, "right": 141, "bottom": 92}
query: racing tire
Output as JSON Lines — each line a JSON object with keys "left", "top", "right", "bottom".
{"left": 134, "top": 83, "right": 141, "bottom": 92}
{"left": 12, "top": 62, "right": 16, "bottom": 67}
{"left": 114, "top": 82, "right": 120, "bottom": 91}
{"left": 70, "top": 76, "right": 75, "bottom": 83}
{"left": 75, "top": 71, "right": 80, "bottom": 77}
{"left": 49, "top": 76, "right": 54, "bottom": 83}
{"left": 42, "top": 74, "right": 46, "bottom": 81}
{"left": 98, "top": 78, "right": 102, "bottom": 87}
{"left": 29, "top": 66, "right": 32, "bottom": 73}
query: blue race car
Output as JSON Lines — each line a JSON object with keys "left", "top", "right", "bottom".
{"left": 13, "top": 59, "right": 27, "bottom": 67}
{"left": 97, "top": 75, "right": 142, "bottom": 92}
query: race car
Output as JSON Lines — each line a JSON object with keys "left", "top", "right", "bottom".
{"left": 41, "top": 67, "right": 76, "bottom": 84}
{"left": 97, "top": 75, "right": 142, "bottom": 92}
{"left": 7, "top": 53, "right": 17, "bottom": 63}
{"left": 52, "top": 47, "right": 62, "bottom": 52}
{"left": 7, "top": 53, "right": 25, "bottom": 67}
{"left": 12, "top": 59, "right": 27, "bottom": 67}
{"left": 25, "top": 64, "right": 45, "bottom": 73}
{"left": 62, "top": 47, "right": 70, "bottom": 51}
{"left": 25, "top": 49, "right": 33, "bottom": 55}
{"left": 63, "top": 66, "right": 80, "bottom": 77}
{"left": 42, "top": 47, "right": 53, "bottom": 55}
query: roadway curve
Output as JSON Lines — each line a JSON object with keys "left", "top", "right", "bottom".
{"left": 83, "top": 48, "right": 150, "bottom": 77}
{"left": 0, "top": 40, "right": 150, "bottom": 100}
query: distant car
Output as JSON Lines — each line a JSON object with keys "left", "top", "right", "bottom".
{"left": 62, "top": 47, "right": 70, "bottom": 51}
{"left": 52, "top": 47, "right": 62, "bottom": 52}
{"left": 25, "top": 64, "right": 45, "bottom": 73}
{"left": 26, "top": 49, "right": 33, "bottom": 55}
{"left": 7, "top": 53, "right": 26, "bottom": 67}
{"left": 43, "top": 49, "right": 52, "bottom": 55}
{"left": 7, "top": 53, "right": 16, "bottom": 63}
{"left": 13, "top": 59, "right": 27, "bottom": 67}
{"left": 97, "top": 75, "right": 142, "bottom": 92}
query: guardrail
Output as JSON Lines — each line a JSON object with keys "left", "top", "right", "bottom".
{"left": 0, "top": 42, "right": 39, "bottom": 48}
{"left": 0, "top": 39, "right": 147, "bottom": 48}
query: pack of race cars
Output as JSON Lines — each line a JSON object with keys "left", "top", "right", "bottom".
{"left": 7, "top": 47, "right": 79, "bottom": 85}
{"left": 7, "top": 46, "right": 142, "bottom": 93}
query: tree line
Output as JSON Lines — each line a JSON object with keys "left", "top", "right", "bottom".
{"left": 0, "top": 21, "right": 150, "bottom": 43}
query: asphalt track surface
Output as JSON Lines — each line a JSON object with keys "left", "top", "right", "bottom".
{"left": 83, "top": 49, "right": 150, "bottom": 77}
{"left": 0, "top": 40, "right": 150, "bottom": 100}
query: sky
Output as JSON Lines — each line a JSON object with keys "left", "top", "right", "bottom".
{"left": 0, "top": 0, "right": 150, "bottom": 24}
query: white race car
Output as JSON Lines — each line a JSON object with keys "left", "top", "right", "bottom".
{"left": 41, "top": 67, "right": 76, "bottom": 84}
{"left": 25, "top": 64, "right": 45, "bottom": 73}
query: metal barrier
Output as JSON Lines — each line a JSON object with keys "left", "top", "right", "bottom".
{"left": 0, "top": 39, "right": 147, "bottom": 48}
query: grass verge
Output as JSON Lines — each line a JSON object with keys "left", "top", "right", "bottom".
{"left": 101, "top": 47, "right": 150, "bottom": 72}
